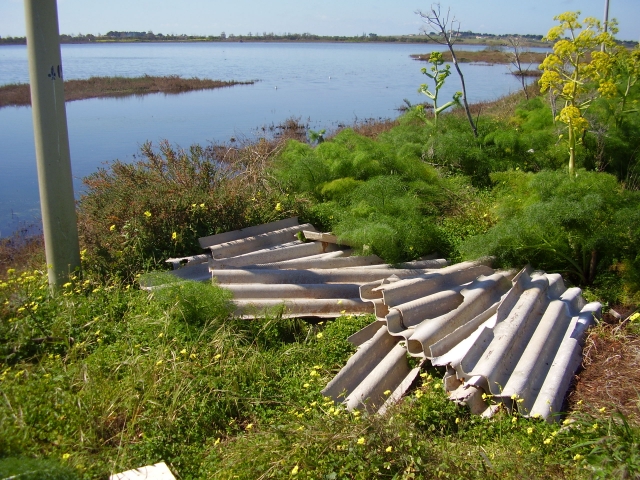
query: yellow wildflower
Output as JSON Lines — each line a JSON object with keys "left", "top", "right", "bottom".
{"left": 62, "top": 453, "right": 70, "bottom": 460}
{"left": 385, "top": 446, "right": 393, "bottom": 452}
{"left": 357, "top": 437, "right": 365, "bottom": 445}
{"left": 384, "top": 390, "right": 392, "bottom": 395}
{"left": 110, "top": 224, "right": 116, "bottom": 231}
{"left": 180, "top": 349, "right": 187, "bottom": 355}
{"left": 144, "top": 211, "right": 151, "bottom": 218}
{"left": 246, "top": 423, "right": 254, "bottom": 430}
{"left": 574, "top": 454, "right": 583, "bottom": 461}
{"left": 527, "top": 427, "right": 534, "bottom": 435}
{"left": 171, "top": 232, "right": 177, "bottom": 240}
{"left": 316, "top": 333, "right": 323, "bottom": 339}
{"left": 290, "top": 465, "right": 299, "bottom": 475}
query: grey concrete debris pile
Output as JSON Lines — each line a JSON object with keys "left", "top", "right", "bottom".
{"left": 322, "top": 263, "right": 601, "bottom": 422}
{"left": 155, "top": 218, "right": 601, "bottom": 420}
{"left": 156, "top": 217, "right": 448, "bottom": 318}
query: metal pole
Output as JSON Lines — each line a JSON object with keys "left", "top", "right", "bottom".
{"left": 601, "top": 0, "right": 610, "bottom": 52}
{"left": 24, "top": 0, "right": 81, "bottom": 289}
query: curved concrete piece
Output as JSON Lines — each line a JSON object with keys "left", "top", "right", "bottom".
{"left": 199, "top": 216, "right": 299, "bottom": 248}
{"left": 325, "top": 265, "right": 600, "bottom": 423}
{"left": 407, "top": 272, "right": 514, "bottom": 356}
{"left": 322, "top": 327, "right": 399, "bottom": 400}
{"left": 210, "top": 267, "right": 442, "bottom": 285}
{"left": 209, "top": 223, "right": 316, "bottom": 259}
{"left": 209, "top": 240, "right": 336, "bottom": 269}
{"left": 234, "top": 297, "right": 373, "bottom": 318}
{"left": 224, "top": 283, "right": 361, "bottom": 299}
{"left": 375, "top": 260, "right": 494, "bottom": 307}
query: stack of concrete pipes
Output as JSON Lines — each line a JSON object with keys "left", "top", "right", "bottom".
{"left": 323, "top": 262, "right": 601, "bottom": 422}
{"left": 158, "top": 217, "right": 600, "bottom": 421}
{"left": 163, "top": 217, "right": 448, "bottom": 318}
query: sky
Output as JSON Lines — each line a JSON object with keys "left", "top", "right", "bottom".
{"left": 1, "top": 0, "right": 639, "bottom": 41}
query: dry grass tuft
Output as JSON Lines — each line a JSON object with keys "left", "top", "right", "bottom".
{"left": 350, "top": 118, "right": 399, "bottom": 139}
{"left": 0, "top": 229, "right": 44, "bottom": 279}
{"left": 569, "top": 322, "right": 640, "bottom": 422}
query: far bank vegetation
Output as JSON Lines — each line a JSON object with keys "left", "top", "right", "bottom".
{"left": 411, "top": 47, "right": 546, "bottom": 71}
{"left": 0, "top": 75, "right": 254, "bottom": 108}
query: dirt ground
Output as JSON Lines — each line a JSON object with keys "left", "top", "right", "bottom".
{"left": 568, "top": 306, "right": 640, "bottom": 421}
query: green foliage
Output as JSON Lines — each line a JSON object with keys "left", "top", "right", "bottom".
{"left": 0, "top": 457, "right": 80, "bottom": 480}
{"left": 274, "top": 129, "right": 461, "bottom": 262}
{"left": 0, "top": 266, "right": 373, "bottom": 478}
{"left": 539, "top": 11, "right": 618, "bottom": 175}
{"left": 77, "top": 140, "right": 298, "bottom": 282}
{"left": 418, "top": 51, "right": 462, "bottom": 125}
{"left": 461, "top": 170, "right": 640, "bottom": 286}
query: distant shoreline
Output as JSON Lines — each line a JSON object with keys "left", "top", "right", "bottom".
{"left": 1, "top": 32, "right": 637, "bottom": 48}
{"left": 0, "top": 76, "right": 254, "bottom": 108}
{"left": 0, "top": 34, "right": 554, "bottom": 49}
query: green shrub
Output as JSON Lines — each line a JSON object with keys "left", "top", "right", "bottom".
{"left": 461, "top": 170, "right": 640, "bottom": 286}
{"left": 0, "top": 457, "right": 80, "bottom": 480}
{"left": 77, "top": 140, "right": 299, "bottom": 282}
{"left": 274, "top": 129, "right": 475, "bottom": 262}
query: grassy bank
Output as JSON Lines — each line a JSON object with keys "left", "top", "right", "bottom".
{"left": 0, "top": 76, "right": 255, "bottom": 108}
{"left": 411, "top": 49, "right": 547, "bottom": 66}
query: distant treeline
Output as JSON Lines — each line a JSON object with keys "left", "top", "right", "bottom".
{"left": 1, "top": 31, "right": 637, "bottom": 48}
{"left": 0, "top": 31, "right": 637, "bottom": 48}
{"left": 0, "top": 30, "right": 549, "bottom": 46}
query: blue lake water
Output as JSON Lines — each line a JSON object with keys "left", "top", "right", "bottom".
{"left": 0, "top": 42, "right": 540, "bottom": 235}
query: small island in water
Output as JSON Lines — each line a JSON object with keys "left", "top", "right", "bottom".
{"left": 0, "top": 75, "right": 255, "bottom": 108}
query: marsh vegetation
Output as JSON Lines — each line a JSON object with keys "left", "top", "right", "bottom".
{"left": 0, "top": 75, "right": 254, "bottom": 108}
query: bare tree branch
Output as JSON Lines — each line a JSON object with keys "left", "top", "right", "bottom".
{"left": 416, "top": 3, "right": 478, "bottom": 137}
{"left": 506, "top": 36, "right": 529, "bottom": 100}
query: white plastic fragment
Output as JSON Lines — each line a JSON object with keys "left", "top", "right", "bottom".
{"left": 109, "top": 462, "right": 176, "bottom": 480}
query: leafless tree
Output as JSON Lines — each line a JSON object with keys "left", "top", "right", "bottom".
{"left": 416, "top": 4, "right": 477, "bottom": 137}
{"left": 506, "top": 36, "right": 530, "bottom": 100}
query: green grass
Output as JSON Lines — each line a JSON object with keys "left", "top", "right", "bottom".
{"left": 1, "top": 267, "right": 637, "bottom": 478}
